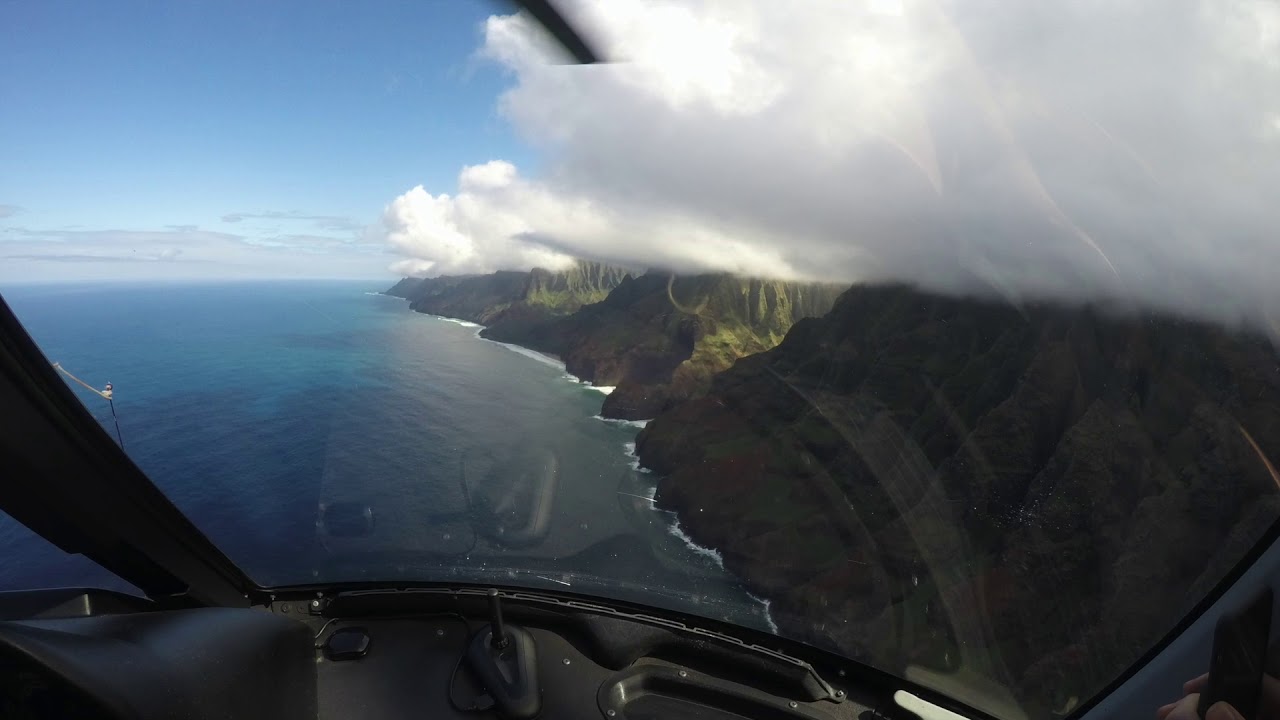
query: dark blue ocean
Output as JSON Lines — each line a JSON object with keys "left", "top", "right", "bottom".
{"left": 0, "top": 282, "right": 770, "bottom": 630}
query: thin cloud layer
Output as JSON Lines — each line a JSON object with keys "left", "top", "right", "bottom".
{"left": 222, "top": 211, "right": 363, "bottom": 232}
{"left": 1, "top": 226, "right": 388, "bottom": 282}
{"left": 379, "top": 0, "right": 1280, "bottom": 322}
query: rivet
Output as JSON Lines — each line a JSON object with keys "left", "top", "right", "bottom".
{"left": 789, "top": 701, "right": 799, "bottom": 708}
{"left": 563, "top": 658, "right": 571, "bottom": 665}
{"left": 310, "top": 599, "right": 320, "bottom": 608}
{"left": 679, "top": 670, "right": 688, "bottom": 678}
{"left": 606, "top": 710, "right": 616, "bottom": 717}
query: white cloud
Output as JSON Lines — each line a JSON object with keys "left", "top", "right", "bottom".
{"left": 380, "top": 162, "right": 577, "bottom": 277}
{"left": 381, "top": 160, "right": 808, "bottom": 278}
{"left": 380, "top": 0, "right": 1280, "bottom": 322}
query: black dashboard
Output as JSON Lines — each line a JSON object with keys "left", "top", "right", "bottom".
{"left": 0, "top": 587, "right": 912, "bottom": 720}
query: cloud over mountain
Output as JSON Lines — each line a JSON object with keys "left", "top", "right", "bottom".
{"left": 380, "top": 0, "right": 1280, "bottom": 322}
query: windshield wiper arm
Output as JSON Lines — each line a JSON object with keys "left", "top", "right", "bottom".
{"left": 508, "top": 0, "right": 604, "bottom": 64}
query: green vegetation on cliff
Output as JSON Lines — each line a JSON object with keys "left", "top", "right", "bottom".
{"left": 536, "top": 272, "right": 846, "bottom": 419}
{"left": 384, "top": 261, "right": 631, "bottom": 337}
{"left": 635, "top": 283, "right": 1280, "bottom": 719}
{"left": 388, "top": 266, "right": 845, "bottom": 419}
{"left": 523, "top": 261, "right": 631, "bottom": 311}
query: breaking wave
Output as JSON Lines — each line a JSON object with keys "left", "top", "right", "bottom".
{"left": 593, "top": 415, "right": 650, "bottom": 429}
{"left": 668, "top": 518, "right": 725, "bottom": 570}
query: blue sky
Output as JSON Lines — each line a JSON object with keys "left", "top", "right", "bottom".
{"left": 0, "top": 0, "right": 531, "bottom": 282}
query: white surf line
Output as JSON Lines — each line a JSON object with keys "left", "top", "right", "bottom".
{"left": 444, "top": 321, "right": 566, "bottom": 372}
{"left": 409, "top": 310, "right": 613, "bottom": 396}
{"left": 593, "top": 415, "right": 650, "bottom": 429}
{"left": 668, "top": 518, "right": 725, "bottom": 570}
{"left": 450, "top": 324, "right": 569, "bottom": 372}
{"left": 746, "top": 591, "right": 781, "bottom": 635}
{"left": 405, "top": 308, "right": 564, "bottom": 372}
{"left": 624, "top": 450, "right": 774, "bottom": 634}
{"left": 435, "top": 316, "right": 482, "bottom": 328}
{"left": 484, "top": 340, "right": 567, "bottom": 370}
{"left": 664, "top": 507, "right": 778, "bottom": 634}
{"left": 622, "top": 441, "right": 652, "bottom": 474}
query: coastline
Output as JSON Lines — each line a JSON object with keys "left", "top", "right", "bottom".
{"left": 385, "top": 292, "right": 778, "bottom": 633}
{"left": 388, "top": 291, "right": 627, "bottom": 403}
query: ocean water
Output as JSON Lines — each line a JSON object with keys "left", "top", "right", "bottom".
{"left": 0, "top": 282, "right": 769, "bottom": 630}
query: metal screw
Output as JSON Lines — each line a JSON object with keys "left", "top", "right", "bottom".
{"left": 678, "top": 670, "right": 688, "bottom": 678}
{"left": 789, "top": 701, "right": 799, "bottom": 708}
{"left": 310, "top": 599, "right": 320, "bottom": 609}
{"left": 563, "top": 658, "right": 571, "bottom": 665}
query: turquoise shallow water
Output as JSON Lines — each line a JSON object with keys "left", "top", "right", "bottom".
{"left": 0, "top": 282, "right": 771, "bottom": 631}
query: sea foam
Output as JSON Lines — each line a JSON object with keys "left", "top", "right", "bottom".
{"left": 622, "top": 441, "right": 652, "bottom": 474}
{"left": 480, "top": 338, "right": 567, "bottom": 371}
{"left": 436, "top": 316, "right": 482, "bottom": 328}
{"left": 668, "top": 518, "right": 725, "bottom": 570}
{"left": 746, "top": 592, "right": 781, "bottom": 635}
{"left": 593, "top": 415, "right": 650, "bottom": 429}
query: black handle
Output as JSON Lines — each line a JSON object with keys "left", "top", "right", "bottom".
{"left": 467, "top": 593, "right": 541, "bottom": 720}
{"left": 1199, "top": 588, "right": 1272, "bottom": 719}
{"left": 488, "top": 589, "right": 509, "bottom": 650}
